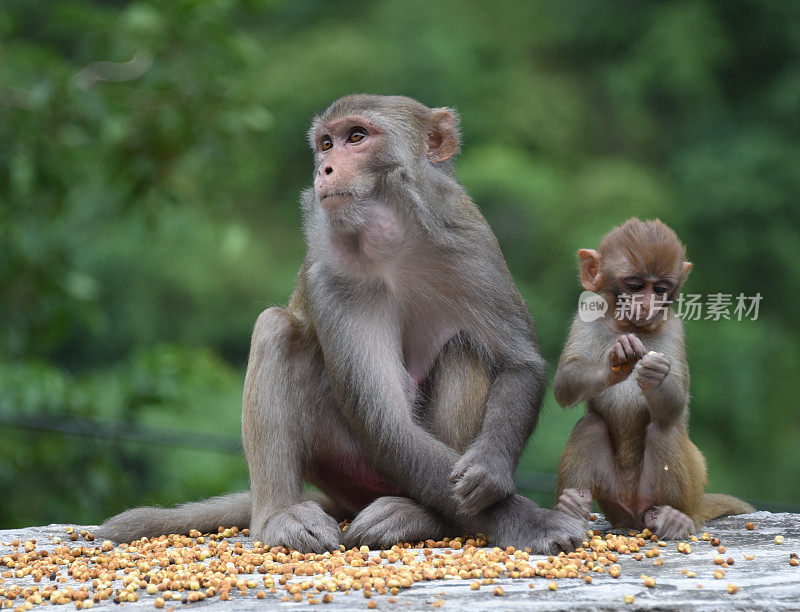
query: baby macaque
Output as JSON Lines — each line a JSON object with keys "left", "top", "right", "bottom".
{"left": 553, "top": 218, "right": 753, "bottom": 538}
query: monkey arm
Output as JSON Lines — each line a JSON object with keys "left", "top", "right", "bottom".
{"left": 638, "top": 355, "right": 689, "bottom": 427}
{"left": 318, "top": 318, "right": 583, "bottom": 549}
{"left": 335, "top": 355, "right": 463, "bottom": 516}
{"left": 444, "top": 259, "right": 550, "bottom": 512}
{"left": 639, "top": 318, "right": 691, "bottom": 427}
{"left": 474, "top": 359, "right": 546, "bottom": 473}
{"left": 553, "top": 318, "right": 613, "bottom": 407}
{"left": 448, "top": 357, "right": 546, "bottom": 512}
{"left": 312, "top": 295, "right": 464, "bottom": 517}
{"left": 553, "top": 357, "right": 610, "bottom": 408}
{"left": 643, "top": 383, "right": 686, "bottom": 427}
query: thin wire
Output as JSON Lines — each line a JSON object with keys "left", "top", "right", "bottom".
{"left": 1, "top": 413, "right": 797, "bottom": 512}
{"left": 0, "top": 413, "right": 240, "bottom": 453}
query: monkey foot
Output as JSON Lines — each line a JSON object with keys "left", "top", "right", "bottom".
{"left": 554, "top": 488, "right": 592, "bottom": 521}
{"left": 343, "top": 497, "right": 451, "bottom": 549}
{"left": 254, "top": 501, "right": 342, "bottom": 553}
{"left": 644, "top": 505, "right": 696, "bottom": 540}
{"left": 489, "top": 495, "right": 586, "bottom": 554}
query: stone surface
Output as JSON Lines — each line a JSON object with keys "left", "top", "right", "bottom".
{"left": 1, "top": 511, "right": 798, "bottom": 610}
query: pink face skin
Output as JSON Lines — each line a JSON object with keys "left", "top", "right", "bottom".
{"left": 617, "top": 276, "right": 674, "bottom": 327}
{"left": 313, "top": 116, "right": 382, "bottom": 212}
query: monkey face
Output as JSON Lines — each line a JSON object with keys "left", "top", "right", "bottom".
{"left": 579, "top": 219, "right": 693, "bottom": 332}
{"left": 312, "top": 116, "right": 382, "bottom": 215}
{"left": 306, "top": 95, "right": 460, "bottom": 225}
{"left": 615, "top": 276, "right": 675, "bottom": 327}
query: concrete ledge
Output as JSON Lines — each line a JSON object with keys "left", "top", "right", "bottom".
{"left": 1, "top": 511, "right": 798, "bottom": 610}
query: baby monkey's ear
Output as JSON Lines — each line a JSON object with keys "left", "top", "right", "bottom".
{"left": 578, "top": 249, "right": 602, "bottom": 292}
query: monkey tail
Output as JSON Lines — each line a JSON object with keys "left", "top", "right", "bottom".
{"left": 93, "top": 491, "right": 251, "bottom": 543}
{"left": 698, "top": 493, "right": 755, "bottom": 523}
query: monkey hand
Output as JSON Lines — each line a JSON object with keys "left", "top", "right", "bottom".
{"left": 252, "top": 501, "right": 342, "bottom": 554}
{"left": 608, "top": 333, "right": 646, "bottom": 385}
{"left": 635, "top": 351, "right": 671, "bottom": 392}
{"left": 449, "top": 449, "right": 516, "bottom": 514}
{"left": 484, "top": 495, "right": 586, "bottom": 554}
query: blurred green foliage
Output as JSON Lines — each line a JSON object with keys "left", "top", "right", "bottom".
{"left": 1, "top": 0, "right": 799, "bottom": 528}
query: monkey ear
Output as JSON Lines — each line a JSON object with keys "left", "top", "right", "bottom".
{"left": 682, "top": 261, "right": 693, "bottom": 276}
{"left": 578, "top": 249, "right": 602, "bottom": 292}
{"left": 427, "top": 108, "right": 459, "bottom": 162}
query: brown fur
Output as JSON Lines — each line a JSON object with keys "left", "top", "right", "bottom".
{"left": 554, "top": 219, "right": 752, "bottom": 538}
{"left": 598, "top": 218, "right": 688, "bottom": 286}
{"left": 700, "top": 494, "right": 756, "bottom": 522}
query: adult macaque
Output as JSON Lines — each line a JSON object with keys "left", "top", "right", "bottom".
{"left": 96, "top": 95, "right": 584, "bottom": 553}
{"left": 553, "top": 219, "right": 753, "bottom": 538}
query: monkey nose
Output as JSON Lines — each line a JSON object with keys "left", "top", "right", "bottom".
{"left": 323, "top": 165, "right": 333, "bottom": 175}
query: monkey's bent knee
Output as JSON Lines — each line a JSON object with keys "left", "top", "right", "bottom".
{"left": 250, "top": 308, "right": 304, "bottom": 358}
{"left": 254, "top": 307, "right": 296, "bottom": 336}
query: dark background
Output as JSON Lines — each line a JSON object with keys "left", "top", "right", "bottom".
{"left": 2, "top": 0, "right": 799, "bottom": 529}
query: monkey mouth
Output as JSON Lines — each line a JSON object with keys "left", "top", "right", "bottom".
{"left": 629, "top": 311, "right": 665, "bottom": 327}
{"left": 320, "top": 191, "right": 355, "bottom": 201}
{"left": 320, "top": 191, "right": 357, "bottom": 212}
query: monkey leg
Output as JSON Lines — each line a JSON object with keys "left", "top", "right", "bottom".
{"left": 423, "top": 341, "right": 587, "bottom": 554}
{"left": 343, "top": 496, "right": 455, "bottom": 549}
{"left": 335, "top": 337, "right": 489, "bottom": 548}
{"left": 639, "top": 422, "right": 705, "bottom": 539}
{"left": 557, "top": 412, "right": 628, "bottom": 524}
{"left": 426, "top": 337, "right": 518, "bottom": 513}
{"left": 427, "top": 337, "right": 491, "bottom": 453}
{"left": 334, "top": 340, "right": 471, "bottom": 549}
{"left": 242, "top": 307, "right": 342, "bottom": 552}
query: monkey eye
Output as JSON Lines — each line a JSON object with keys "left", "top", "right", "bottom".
{"left": 654, "top": 282, "right": 673, "bottom": 295}
{"left": 320, "top": 136, "right": 333, "bottom": 151}
{"left": 347, "top": 127, "right": 367, "bottom": 144}
{"left": 624, "top": 278, "right": 645, "bottom": 293}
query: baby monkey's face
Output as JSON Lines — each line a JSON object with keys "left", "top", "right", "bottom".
{"left": 616, "top": 276, "right": 676, "bottom": 328}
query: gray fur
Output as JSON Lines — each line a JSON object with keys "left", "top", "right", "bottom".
{"left": 342, "top": 497, "right": 453, "bottom": 549}
{"left": 94, "top": 492, "right": 251, "bottom": 542}
{"left": 95, "top": 95, "right": 583, "bottom": 552}
{"left": 260, "top": 501, "right": 342, "bottom": 553}
{"left": 645, "top": 505, "right": 695, "bottom": 539}
{"left": 301, "top": 95, "right": 545, "bottom": 517}
{"left": 480, "top": 495, "right": 586, "bottom": 554}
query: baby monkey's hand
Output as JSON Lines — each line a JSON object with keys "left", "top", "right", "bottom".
{"left": 608, "top": 333, "right": 646, "bottom": 385}
{"left": 636, "top": 351, "right": 671, "bottom": 392}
